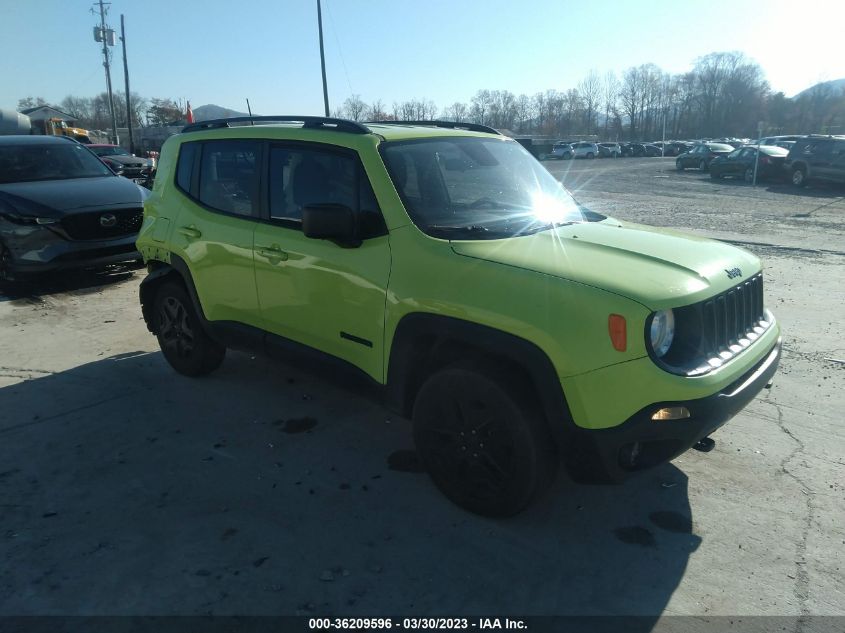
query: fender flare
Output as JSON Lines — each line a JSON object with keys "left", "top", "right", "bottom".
{"left": 139, "top": 254, "right": 209, "bottom": 335}
{"left": 385, "top": 313, "right": 575, "bottom": 448}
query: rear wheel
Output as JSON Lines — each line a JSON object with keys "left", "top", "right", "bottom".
{"left": 412, "top": 364, "right": 557, "bottom": 517}
{"left": 699, "top": 159, "right": 708, "bottom": 172}
{"left": 154, "top": 281, "right": 225, "bottom": 377}
{"left": 586, "top": 152, "right": 595, "bottom": 159}
{"left": 744, "top": 167, "right": 755, "bottom": 183}
{"left": 676, "top": 160, "right": 684, "bottom": 171}
{"left": 791, "top": 167, "right": 807, "bottom": 187}
{"left": 710, "top": 169, "right": 721, "bottom": 179}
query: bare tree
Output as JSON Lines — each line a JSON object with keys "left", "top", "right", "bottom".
{"left": 445, "top": 102, "right": 468, "bottom": 122}
{"left": 341, "top": 94, "right": 367, "bottom": 121}
{"left": 579, "top": 71, "right": 601, "bottom": 135}
{"left": 367, "top": 99, "right": 388, "bottom": 121}
{"left": 601, "top": 72, "right": 619, "bottom": 139}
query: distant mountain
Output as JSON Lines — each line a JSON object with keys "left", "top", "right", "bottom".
{"left": 193, "top": 104, "right": 251, "bottom": 121}
{"left": 792, "top": 78, "right": 845, "bottom": 99}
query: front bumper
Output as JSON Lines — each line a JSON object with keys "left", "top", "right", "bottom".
{"left": 2, "top": 222, "right": 141, "bottom": 278}
{"left": 564, "top": 337, "right": 781, "bottom": 482}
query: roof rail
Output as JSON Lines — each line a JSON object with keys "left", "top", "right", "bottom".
{"left": 181, "top": 115, "right": 370, "bottom": 135}
{"left": 367, "top": 120, "right": 501, "bottom": 135}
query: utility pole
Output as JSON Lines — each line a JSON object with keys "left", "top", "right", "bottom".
{"left": 93, "top": 0, "right": 118, "bottom": 144}
{"left": 317, "top": 0, "right": 330, "bottom": 117}
{"left": 120, "top": 14, "right": 134, "bottom": 154}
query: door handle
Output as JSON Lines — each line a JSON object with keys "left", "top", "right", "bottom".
{"left": 256, "top": 244, "right": 289, "bottom": 262}
{"left": 178, "top": 226, "right": 202, "bottom": 239}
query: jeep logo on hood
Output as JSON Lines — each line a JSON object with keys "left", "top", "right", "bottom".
{"left": 725, "top": 267, "right": 742, "bottom": 279}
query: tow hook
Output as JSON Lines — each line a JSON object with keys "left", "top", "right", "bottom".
{"left": 693, "top": 437, "right": 716, "bottom": 452}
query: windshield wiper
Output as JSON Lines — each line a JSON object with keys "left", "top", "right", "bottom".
{"left": 426, "top": 224, "right": 510, "bottom": 238}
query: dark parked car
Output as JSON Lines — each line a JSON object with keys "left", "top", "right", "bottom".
{"left": 626, "top": 143, "right": 647, "bottom": 157}
{"left": 675, "top": 143, "right": 734, "bottom": 171}
{"left": 643, "top": 144, "right": 662, "bottom": 157}
{"left": 0, "top": 136, "right": 147, "bottom": 282}
{"left": 709, "top": 145, "right": 789, "bottom": 182}
{"left": 783, "top": 136, "right": 845, "bottom": 187}
{"left": 597, "top": 142, "right": 621, "bottom": 157}
{"left": 88, "top": 144, "right": 154, "bottom": 181}
{"left": 663, "top": 141, "right": 693, "bottom": 157}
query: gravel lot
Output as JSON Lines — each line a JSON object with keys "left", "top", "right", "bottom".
{"left": 1, "top": 157, "right": 843, "bottom": 618}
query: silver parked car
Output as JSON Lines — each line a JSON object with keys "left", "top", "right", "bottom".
{"left": 572, "top": 142, "right": 599, "bottom": 159}
{"left": 550, "top": 142, "right": 574, "bottom": 160}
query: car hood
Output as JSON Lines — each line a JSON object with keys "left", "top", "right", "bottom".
{"left": 0, "top": 177, "right": 145, "bottom": 216}
{"left": 450, "top": 218, "right": 760, "bottom": 310}
{"left": 104, "top": 155, "right": 149, "bottom": 166}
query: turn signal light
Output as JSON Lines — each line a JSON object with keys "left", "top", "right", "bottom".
{"left": 651, "top": 407, "right": 691, "bottom": 421}
{"left": 608, "top": 314, "right": 627, "bottom": 351}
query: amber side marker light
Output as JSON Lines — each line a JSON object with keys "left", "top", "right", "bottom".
{"left": 608, "top": 314, "right": 627, "bottom": 351}
{"left": 652, "top": 407, "right": 691, "bottom": 421}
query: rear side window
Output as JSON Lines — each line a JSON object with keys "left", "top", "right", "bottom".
{"left": 198, "top": 140, "right": 261, "bottom": 217}
{"left": 175, "top": 142, "right": 197, "bottom": 193}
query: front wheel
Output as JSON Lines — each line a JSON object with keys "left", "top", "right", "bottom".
{"left": 586, "top": 152, "right": 595, "bottom": 159}
{"left": 412, "top": 364, "right": 557, "bottom": 517}
{"left": 791, "top": 167, "right": 807, "bottom": 187}
{"left": 744, "top": 167, "right": 755, "bottom": 183}
{"left": 154, "top": 281, "right": 225, "bottom": 377}
{"left": 676, "top": 160, "right": 684, "bottom": 171}
{"left": 710, "top": 170, "right": 721, "bottom": 180}
{"left": 699, "top": 159, "right": 708, "bottom": 172}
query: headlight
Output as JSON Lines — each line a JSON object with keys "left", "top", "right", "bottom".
{"left": 649, "top": 309, "right": 675, "bottom": 357}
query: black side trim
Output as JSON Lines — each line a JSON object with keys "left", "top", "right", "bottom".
{"left": 340, "top": 331, "right": 373, "bottom": 348}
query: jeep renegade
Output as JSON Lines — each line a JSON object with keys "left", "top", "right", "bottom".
{"left": 137, "top": 116, "right": 781, "bottom": 516}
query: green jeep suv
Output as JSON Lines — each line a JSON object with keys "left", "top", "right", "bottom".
{"left": 137, "top": 116, "right": 781, "bottom": 516}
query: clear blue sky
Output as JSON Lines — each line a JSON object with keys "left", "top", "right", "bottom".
{"left": 1, "top": 0, "right": 842, "bottom": 115}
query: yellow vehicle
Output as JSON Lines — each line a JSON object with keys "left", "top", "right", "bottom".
{"left": 33, "top": 117, "right": 92, "bottom": 144}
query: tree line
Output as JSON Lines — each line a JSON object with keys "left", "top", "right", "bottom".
{"left": 16, "top": 95, "right": 185, "bottom": 130}
{"left": 16, "top": 51, "right": 845, "bottom": 141}
{"left": 334, "top": 51, "right": 844, "bottom": 140}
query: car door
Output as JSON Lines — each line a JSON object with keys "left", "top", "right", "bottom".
{"left": 168, "top": 139, "right": 263, "bottom": 327}
{"left": 807, "top": 140, "right": 834, "bottom": 180}
{"left": 734, "top": 148, "right": 754, "bottom": 176}
{"left": 252, "top": 142, "right": 391, "bottom": 381}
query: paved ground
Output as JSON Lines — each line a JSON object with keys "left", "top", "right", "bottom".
{"left": 1, "top": 158, "right": 843, "bottom": 618}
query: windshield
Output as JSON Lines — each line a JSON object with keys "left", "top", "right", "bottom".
{"left": 382, "top": 137, "right": 602, "bottom": 239}
{"left": 0, "top": 143, "right": 114, "bottom": 184}
{"left": 91, "top": 146, "right": 130, "bottom": 157}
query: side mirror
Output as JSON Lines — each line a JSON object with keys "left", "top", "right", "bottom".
{"left": 302, "top": 204, "right": 360, "bottom": 247}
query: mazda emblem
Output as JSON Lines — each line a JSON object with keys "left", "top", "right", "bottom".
{"left": 99, "top": 213, "right": 117, "bottom": 228}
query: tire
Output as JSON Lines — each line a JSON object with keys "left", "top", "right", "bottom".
{"left": 791, "top": 167, "right": 807, "bottom": 187}
{"left": 586, "top": 152, "right": 595, "bottom": 159}
{"left": 744, "top": 167, "right": 755, "bottom": 183}
{"left": 710, "top": 170, "right": 721, "bottom": 179}
{"left": 412, "top": 363, "right": 557, "bottom": 517}
{"left": 676, "top": 160, "right": 684, "bottom": 171}
{"left": 699, "top": 160, "right": 708, "bottom": 172}
{"left": 563, "top": 153, "right": 572, "bottom": 160}
{"left": 0, "top": 240, "right": 13, "bottom": 283}
{"left": 153, "top": 281, "right": 225, "bottom": 377}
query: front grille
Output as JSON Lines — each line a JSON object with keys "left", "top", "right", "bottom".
{"left": 701, "top": 274, "right": 765, "bottom": 354}
{"left": 61, "top": 208, "right": 143, "bottom": 241}
{"left": 657, "top": 273, "right": 769, "bottom": 375}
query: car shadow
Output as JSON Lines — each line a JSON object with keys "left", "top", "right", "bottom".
{"left": 0, "top": 350, "right": 698, "bottom": 622}
{"left": 0, "top": 262, "right": 142, "bottom": 303}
